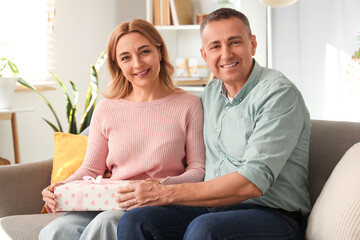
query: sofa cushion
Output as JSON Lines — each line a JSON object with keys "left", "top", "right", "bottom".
{"left": 306, "top": 142, "right": 360, "bottom": 240}
{"left": 50, "top": 132, "right": 88, "bottom": 184}
{"left": 0, "top": 213, "right": 65, "bottom": 240}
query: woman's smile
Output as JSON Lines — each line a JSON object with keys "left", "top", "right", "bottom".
{"left": 134, "top": 69, "right": 150, "bottom": 78}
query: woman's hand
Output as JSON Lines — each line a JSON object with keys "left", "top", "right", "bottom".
{"left": 116, "top": 178, "right": 169, "bottom": 211}
{"left": 41, "top": 182, "right": 64, "bottom": 213}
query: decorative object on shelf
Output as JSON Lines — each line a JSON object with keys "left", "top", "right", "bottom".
{"left": 175, "top": 57, "right": 209, "bottom": 79}
{"left": 169, "top": 0, "right": 193, "bottom": 25}
{"left": 152, "top": 0, "right": 193, "bottom": 26}
{"left": 259, "top": 0, "right": 297, "bottom": 7}
{"left": 196, "top": 14, "right": 208, "bottom": 25}
{"left": 18, "top": 50, "right": 107, "bottom": 134}
{"left": 174, "top": 57, "right": 209, "bottom": 86}
{"left": 153, "top": 0, "right": 171, "bottom": 25}
{"left": 213, "top": 0, "right": 234, "bottom": 10}
{"left": 0, "top": 57, "right": 19, "bottom": 109}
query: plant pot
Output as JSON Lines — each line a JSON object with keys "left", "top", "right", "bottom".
{"left": 0, "top": 77, "right": 18, "bottom": 109}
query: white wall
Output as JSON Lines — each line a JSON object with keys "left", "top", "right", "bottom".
{"left": 271, "top": 0, "right": 360, "bottom": 122}
{"left": 0, "top": 0, "right": 267, "bottom": 164}
{"left": 0, "top": 0, "right": 146, "bottom": 164}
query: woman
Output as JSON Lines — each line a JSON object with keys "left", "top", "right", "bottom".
{"left": 39, "top": 19, "right": 205, "bottom": 240}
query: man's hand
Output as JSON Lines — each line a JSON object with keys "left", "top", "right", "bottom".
{"left": 116, "top": 179, "right": 169, "bottom": 210}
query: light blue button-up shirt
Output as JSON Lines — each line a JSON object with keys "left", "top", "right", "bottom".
{"left": 200, "top": 60, "right": 311, "bottom": 216}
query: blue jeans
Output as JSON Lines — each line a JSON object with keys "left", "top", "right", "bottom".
{"left": 39, "top": 210, "right": 125, "bottom": 240}
{"left": 117, "top": 204, "right": 305, "bottom": 240}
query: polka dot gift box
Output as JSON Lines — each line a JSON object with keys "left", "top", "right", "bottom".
{"left": 54, "top": 176, "right": 131, "bottom": 211}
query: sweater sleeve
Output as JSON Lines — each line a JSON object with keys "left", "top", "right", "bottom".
{"left": 64, "top": 102, "right": 109, "bottom": 182}
{"left": 161, "top": 99, "right": 206, "bottom": 185}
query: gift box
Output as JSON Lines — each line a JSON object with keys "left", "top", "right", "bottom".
{"left": 54, "top": 176, "right": 130, "bottom": 211}
{"left": 175, "top": 58, "right": 209, "bottom": 79}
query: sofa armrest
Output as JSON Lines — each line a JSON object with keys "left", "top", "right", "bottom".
{"left": 0, "top": 159, "right": 53, "bottom": 218}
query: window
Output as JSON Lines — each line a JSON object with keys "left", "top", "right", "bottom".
{"left": 0, "top": 0, "right": 55, "bottom": 82}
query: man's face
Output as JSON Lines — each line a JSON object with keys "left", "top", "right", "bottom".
{"left": 201, "top": 17, "right": 257, "bottom": 87}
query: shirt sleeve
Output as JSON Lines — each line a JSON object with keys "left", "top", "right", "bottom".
{"left": 161, "top": 99, "right": 206, "bottom": 185}
{"left": 236, "top": 83, "right": 306, "bottom": 194}
{"left": 64, "top": 102, "right": 109, "bottom": 182}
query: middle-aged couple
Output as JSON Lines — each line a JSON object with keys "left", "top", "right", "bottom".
{"left": 40, "top": 8, "right": 310, "bottom": 240}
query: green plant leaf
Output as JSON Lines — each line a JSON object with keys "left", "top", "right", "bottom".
{"left": 42, "top": 118, "right": 60, "bottom": 132}
{"left": 68, "top": 81, "right": 78, "bottom": 133}
{"left": 70, "top": 81, "right": 79, "bottom": 106}
{"left": 95, "top": 50, "right": 107, "bottom": 72}
{"left": 79, "top": 65, "right": 98, "bottom": 133}
{"left": 18, "top": 77, "right": 63, "bottom": 132}
{"left": 50, "top": 72, "right": 73, "bottom": 122}
{"left": 0, "top": 58, "right": 6, "bottom": 73}
{"left": 7, "top": 59, "right": 19, "bottom": 76}
{"left": 17, "top": 50, "right": 106, "bottom": 134}
{"left": 68, "top": 108, "right": 78, "bottom": 134}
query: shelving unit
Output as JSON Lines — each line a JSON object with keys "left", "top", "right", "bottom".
{"left": 146, "top": 0, "right": 267, "bottom": 94}
{"left": 145, "top": 0, "right": 207, "bottom": 91}
{"left": 156, "top": 25, "right": 202, "bottom": 67}
{"left": 156, "top": 24, "right": 205, "bottom": 92}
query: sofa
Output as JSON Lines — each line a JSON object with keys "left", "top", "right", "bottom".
{"left": 0, "top": 119, "right": 359, "bottom": 240}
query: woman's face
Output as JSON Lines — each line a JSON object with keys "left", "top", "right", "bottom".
{"left": 116, "top": 32, "right": 162, "bottom": 90}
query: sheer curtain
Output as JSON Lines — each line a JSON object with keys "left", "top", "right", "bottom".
{"left": 271, "top": 0, "right": 360, "bottom": 121}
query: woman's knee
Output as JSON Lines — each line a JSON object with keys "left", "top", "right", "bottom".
{"left": 39, "top": 211, "right": 97, "bottom": 240}
{"left": 39, "top": 216, "right": 76, "bottom": 240}
{"left": 92, "top": 210, "right": 125, "bottom": 224}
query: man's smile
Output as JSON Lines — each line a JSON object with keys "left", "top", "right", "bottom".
{"left": 221, "top": 62, "right": 238, "bottom": 68}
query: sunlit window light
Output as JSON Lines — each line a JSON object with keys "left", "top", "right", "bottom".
{"left": 0, "top": 0, "right": 54, "bottom": 82}
{"left": 323, "top": 44, "right": 360, "bottom": 121}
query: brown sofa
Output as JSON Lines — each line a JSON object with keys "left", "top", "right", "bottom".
{"left": 1, "top": 120, "right": 360, "bottom": 239}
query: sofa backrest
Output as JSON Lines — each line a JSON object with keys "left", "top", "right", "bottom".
{"left": 308, "top": 119, "right": 360, "bottom": 206}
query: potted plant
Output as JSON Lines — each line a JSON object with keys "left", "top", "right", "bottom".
{"left": 17, "top": 50, "right": 107, "bottom": 134}
{"left": 0, "top": 57, "right": 19, "bottom": 109}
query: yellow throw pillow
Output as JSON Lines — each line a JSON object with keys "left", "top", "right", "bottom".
{"left": 41, "top": 132, "right": 88, "bottom": 213}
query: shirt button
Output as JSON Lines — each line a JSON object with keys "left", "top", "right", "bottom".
{"left": 216, "top": 128, "right": 220, "bottom": 132}
{"left": 225, "top": 106, "right": 230, "bottom": 109}
{"left": 215, "top": 173, "right": 219, "bottom": 177}
{"left": 219, "top": 151, "right": 223, "bottom": 155}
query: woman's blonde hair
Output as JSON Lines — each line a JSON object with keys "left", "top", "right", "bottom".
{"left": 103, "top": 19, "right": 175, "bottom": 99}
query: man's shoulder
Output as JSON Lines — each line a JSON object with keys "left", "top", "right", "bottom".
{"left": 201, "top": 79, "right": 222, "bottom": 97}
{"left": 257, "top": 67, "right": 299, "bottom": 94}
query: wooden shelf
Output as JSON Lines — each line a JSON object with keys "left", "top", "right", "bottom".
{"left": 155, "top": 25, "right": 200, "bottom": 31}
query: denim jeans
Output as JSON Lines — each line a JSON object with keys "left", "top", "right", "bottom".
{"left": 117, "top": 204, "right": 305, "bottom": 240}
{"left": 39, "top": 210, "right": 125, "bottom": 240}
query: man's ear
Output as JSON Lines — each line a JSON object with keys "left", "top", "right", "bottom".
{"left": 200, "top": 48, "right": 207, "bottom": 63}
{"left": 251, "top": 35, "right": 257, "bottom": 56}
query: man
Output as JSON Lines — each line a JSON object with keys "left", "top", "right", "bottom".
{"left": 116, "top": 8, "right": 311, "bottom": 240}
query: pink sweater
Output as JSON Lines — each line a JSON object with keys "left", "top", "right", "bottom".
{"left": 66, "top": 90, "right": 205, "bottom": 185}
